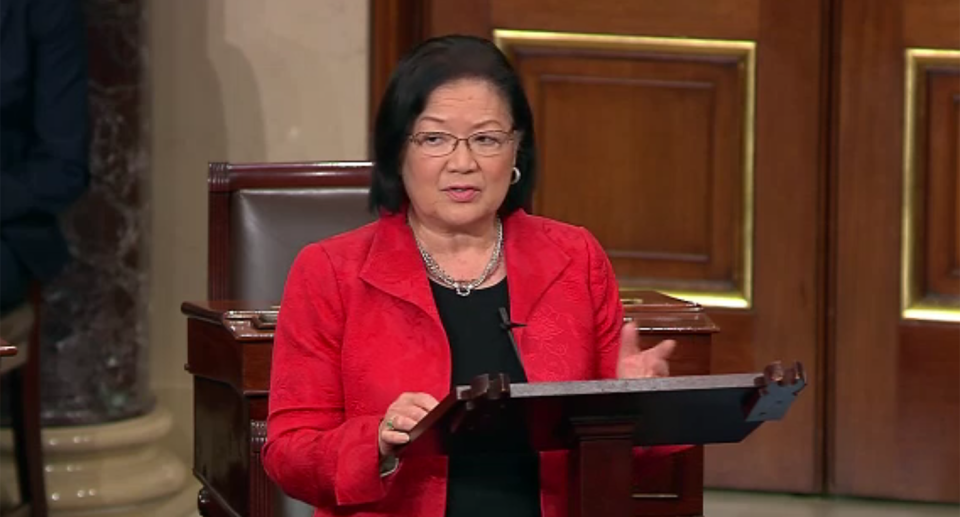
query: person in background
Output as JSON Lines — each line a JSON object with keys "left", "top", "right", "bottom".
{"left": 263, "top": 34, "right": 685, "bottom": 517}
{"left": 0, "top": 0, "right": 89, "bottom": 356}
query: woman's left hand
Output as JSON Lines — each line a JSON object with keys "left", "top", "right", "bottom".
{"left": 616, "top": 322, "right": 676, "bottom": 379}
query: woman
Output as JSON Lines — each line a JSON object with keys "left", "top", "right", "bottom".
{"left": 262, "top": 35, "right": 681, "bottom": 517}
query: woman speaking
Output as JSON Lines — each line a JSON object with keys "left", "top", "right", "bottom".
{"left": 262, "top": 34, "right": 681, "bottom": 517}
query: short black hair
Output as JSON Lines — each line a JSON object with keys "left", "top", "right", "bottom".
{"left": 369, "top": 34, "right": 537, "bottom": 215}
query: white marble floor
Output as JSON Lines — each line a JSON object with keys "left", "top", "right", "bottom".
{"left": 705, "top": 490, "right": 960, "bottom": 517}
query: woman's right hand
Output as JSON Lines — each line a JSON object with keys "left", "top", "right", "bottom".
{"left": 378, "top": 392, "right": 439, "bottom": 457}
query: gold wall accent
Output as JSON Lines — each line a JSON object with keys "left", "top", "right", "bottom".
{"left": 493, "top": 29, "right": 756, "bottom": 309}
{"left": 901, "top": 48, "right": 960, "bottom": 323}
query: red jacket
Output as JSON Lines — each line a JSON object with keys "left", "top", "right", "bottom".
{"left": 263, "top": 210, "right": 681, "bottom": 517}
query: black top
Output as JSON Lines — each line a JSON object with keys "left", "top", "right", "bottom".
{"left": 430, "top": 278, "right": 541, "bottom": 517}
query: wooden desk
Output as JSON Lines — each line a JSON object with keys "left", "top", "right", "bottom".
{"left": 183, "top": 292, "right": 716, "bottom": 517}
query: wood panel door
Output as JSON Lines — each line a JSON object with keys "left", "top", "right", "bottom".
{"left": 373, "top": 0, "right": 829, "bottom": 494}
{"left": 830, "top": 0, "right": 960, "bottom": 502}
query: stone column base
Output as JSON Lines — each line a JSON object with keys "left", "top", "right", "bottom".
{"left": 0, "top": 406, "right": 195, "bottom": 516}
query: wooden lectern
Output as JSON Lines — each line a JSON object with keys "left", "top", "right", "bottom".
{"left": 183, "top": 292, "right": 746, "bottom": 517}
{"left": 400, "top": 367, "right": 804, "bottom": 517}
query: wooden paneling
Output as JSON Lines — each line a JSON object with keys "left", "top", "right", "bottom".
{"left": 426, "top": 0, "right": 491, "bottom": 38}
{"left": 505, "top": 43, "right": 748, "bottom": 299}
{"left": 703, "top": 0, "right": 827, "bottom": 493}
{"left": 831, "top": 0, "right": 960, "bottom": 502}
{"left": 490, "top": 0, "right": 760, "bottom": 41}
{"left": 897, "top": 322, "right": 960, "bottom": 500}
{"left": 369, "top": 0, "right": 427, "bottom": 128}
{"left": 371, "top": 0, "right": 827, "bottom": 497}
{"left": 831, "top": 0, "right": 906, "bottom": 499}
{"left": 904, "top": 0, "right": 960, "bottom": 49}
{"left": 926, "top": 70, "right": 960, "bottom": 292}
{"left": 902, "top": 52, "right": 960, "bottom": 319}
{"left": 368, "top": 0, "right": 960, "bottom": 504}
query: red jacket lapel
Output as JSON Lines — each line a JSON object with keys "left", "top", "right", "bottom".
{"left": 358, "top": 212, "right": 442, "bottom": 325}
{"left": 503, "top": 210, "right": 572, "bottom": 333}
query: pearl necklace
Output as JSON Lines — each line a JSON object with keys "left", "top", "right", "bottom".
{"left": 413, "top": 218, "right": 503, "bottom": 297}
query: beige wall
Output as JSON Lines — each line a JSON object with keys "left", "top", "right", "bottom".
{"left": 147, "top": 0, "right": 369, "bottom": 464}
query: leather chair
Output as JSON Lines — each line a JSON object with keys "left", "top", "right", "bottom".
{"left": 0, "top": 286, "right": 48, "bottom": 517}
{"left": 207, "top": 161, "right": 376, "bottom": 301}
{"left": 204, "top": 160, "right": 376, "bottom": 517}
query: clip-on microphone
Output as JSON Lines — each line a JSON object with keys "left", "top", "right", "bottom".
{"left": 498, "top": 307, "right": 526, "bottom": 370}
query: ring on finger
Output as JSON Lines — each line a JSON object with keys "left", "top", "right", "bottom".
{"left": 384, "top": 415, "right": 398, "bottom": 432}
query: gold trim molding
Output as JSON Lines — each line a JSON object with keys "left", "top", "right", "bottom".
{"left": 493, "top": 29, "right": 756, "bottom": 310}
{"left": 901, "top": 48, "right": 960, "bottom": 323}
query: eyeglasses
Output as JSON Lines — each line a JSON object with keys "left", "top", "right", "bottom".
{"left": 408, "top": 130, "right": 516, "bottom": 157}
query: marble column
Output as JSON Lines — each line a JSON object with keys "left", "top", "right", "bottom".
{"left": 40, "top": 0, "right": 152, "bottom": 430}
{"left": 0, "top": 1, "right": 194, "bottom": 514}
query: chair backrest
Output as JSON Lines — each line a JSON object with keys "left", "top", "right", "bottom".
{"left": 207, "top": 161, "right": 377, "bottom": 301}
{"left": 206, "top": 160, "right": 376, "bottom": 516}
